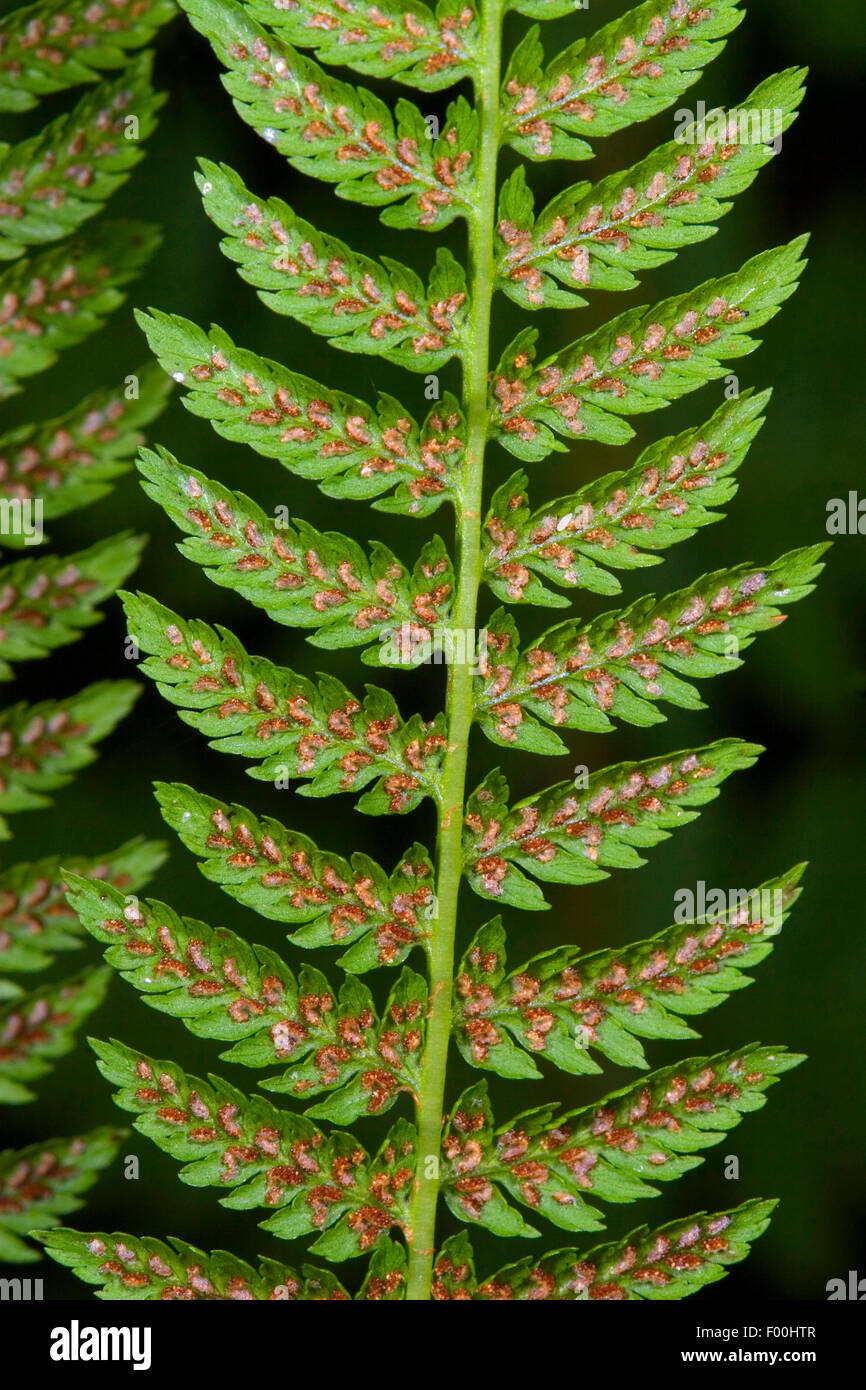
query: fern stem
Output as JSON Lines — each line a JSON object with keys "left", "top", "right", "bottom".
{"left": 405, "top": 0, "right": 504, "bottom": 1301}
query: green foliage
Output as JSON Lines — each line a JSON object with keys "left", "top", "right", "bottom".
{"left": 154, "top": 779, "right": 435, "bottom": 970}
{"left": 454, "top": 866, "right": 805, "bottom": 1078}
{"left": 0, "top": 0, "right": 170, "bottom": 836}
{"left": 0, "top": 0, "right": 175, "bottom": 112}
{"left": 0, "top": 0, "right": 172, "bottom": 1263}
{"left": 90, "top": 1035, "right": 421, "bottom": 1259}
{"left": 0, "top": 838, "right": 166, "bottom": 977}
{"left": 135, "top": 446, "right": 455, "bottom": 660}
{"left": 137, "top": 310, "right": 463, "bottom": 514}
{"left": 182, "top": 0, "right": 477, "bottom": 229}
{"left": 440, "top": 1048, "right": 801, "bottom": 1237}
{"left": 482, "top": 391, "right": 771, "bottom": 604}
{"left": 65, "top": 873, "right": 427, "bottom": 1121}
{"left": 39, "top": 1196, "right": 777, "bottom": 1299}
{"left": 0, "top": 682, "right": 140, "bottom": 832}
{"left": 0, "top": 967, "right": 110, "bottom": 1103}
{"left": 489, "top": 239, "right": 808, "bottom": 461}
{"left": 496, "top": 70, "right": 805, "bottom": 310}
{"left": 501, "top": 0, "right": 745, "bottom": 161}
{"left": 475, "top": 547, "right": 827, "bottom": 748}
{"left": 240, "top": 0, "right": 479, "bottom": 91}
{"left": 0, "top": 364, "right": 171, "bottom": 542}
{"left": 0, "top": 1127, "right": 125, "bottom": 1262}
{"left": 45, "top": 0, "right": 821, "bottom": 1300}
{"left": 38, "top": 1222, "right": 420, "bottom": 1296}
{"left": 0, "top": 56, "right": 165, "bottom": 257}
{"left": 0, "top": 535, "right": 146, "bottom": 680}
{"left": 456, "top": 1198, "right": 778, "bottom": 1300}
{"left": 195, "top": 162, "right": 468, "bottom": 364}
{"left": 0, "top": 222, "right": 161, "bottom": 400}
{"left": 120, "top": 591, "right": 445, "bottom": 808}
{"left": 463, "top": 740, "right": 761, "bottom": 906}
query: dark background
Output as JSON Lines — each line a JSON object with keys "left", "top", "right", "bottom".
{"left": 1, "top": 0, "right": 863, "bottom": 1299}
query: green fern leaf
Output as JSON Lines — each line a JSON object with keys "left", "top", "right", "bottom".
{"left": 154, "top": 780, "right": 435, "bottom": 970}
{"left": 455, "top": 866, "right": 804, "bottom": 1077}
{"left": 136, "top": 311, "right": 462, "bottom": 515}
{"left": 181, "top": 0, "right": 477, "bottom": 229}
{"left": 36, "top": 1226, "right": 353, "bottom": 1298}
{"left": 429, "top": 1230, "right": 476, "bottom": 1297}
{"left": 240, "top": 0, "right": 478, "bottom": 90}
{"left": 491, "top": 238, "right": 807, "bottom": 460}
{"left": 482, "top": 391, "right": 769, "bottom": 605}
{"left": 0, "top": 0, "right": 171, "bottom": 1267}
{"left": 66, "top": 873, "right": 427, "bottom": 1121}
{"left": 441, "top": 1049, "right": 800, "bottom": 1238}
{"left": 0, "top": 681, "right": 138, "bottom": 833}
{"left": 475, "top": 546, "right": 827, "bottom": 744}
{"left": 471, "top": 1198, "right": 776, "bottom": 1299}
{"left": 75, "top": 0, "right": 821, "bottom": 1302}
{"left": 463, "top": 740, "right": 761, "bottom": 907}
{"left": 136, "top": 446, "right": 454, "bottom": 660}
{"left": 0, "top": 1126, "right": 124, "bottom": 1262}
{"left": 502, "top": 0, "right": 573, "bottom": 17}
{"left": 501, "top": 0, "right": 744, "bottom": 161}
{"left": 121, "top": 591, "right": 445, "bottom": 810}
{"left": 197, "top": 162, "right": 467, "bottom": 368}
{"left": 0, "top": 967, "right": 109, "bottom": 1102}
{"left": 90, "top": 1036, "right": 415, "bottom": 1257}
{"left": 497, "top": 69, "right": 804, "bottom": 310}
{"left": 0, "top": 0, "right": 175, "bottom": 113}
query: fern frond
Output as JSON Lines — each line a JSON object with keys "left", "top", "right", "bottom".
{"left": 0, "top": 220, "right": 160, "bottom": 399}
{"left": 84, "top": 0, "right": 820, "bottom": 1303}
{"left": 155, "top": 781, "right": 435, "bottom": 970}
{"left": 501, "top": 0, "right": 744, "bottom": 161}
{"left": 121, "top": 592, "right": 445, "bottom": 811}
{"left": 181, "top": 0, "right": 477, "bottom": 230}
{"left": 0, "top": 0, "right": 175, "bottom": 113}
{"left": 37, "top": 1225, "right": 353, "bottom": 1298}
{"left": 0, "top": 838, "right": 166, "bottom": 976}
{"left": 463, "top": 1198, "right": 777, "bottom": 1299}
{"left": 441, "top": 1048, "right": 800, "bottom": 1238}
{"left": 198, "top": 162, "right": 467, "bottom": 368}
{"left": 482, "top": 391, "right": 769, "bottom": 605}
{"left": 463, "top": 740, "right": 760, "bottom": 908}
{"left": 0, "top": 681, "right": 139, "bottom": 833}
{"left": 0, "top": 56, "right": 165, "bottom": 259}
{"left": 475, "top": 546, "right": 827, "bottom": 744}
{"left": 137, "top": 311, "right": 462, "bottom": 515}
{"left": 497, "top": 69, "right": 805, "bottom": 310}
{"left": 491, "top": 238, "right": 807, "bottom": 460}
{"left": 66, "top": 873, "right": 427, "bottom": 1122}
{"left": 0, "top": 966, "right": 109, "bottom": 1102}
{"left": 454, "top": 866, "right": 804, "bottom": 1078}
{"left": 0, "top": 1127, "right": 123, "bottom": 1262}
{"left": 0, "top": 534, "right": 145, "bottom": 679}
{"left": 0, "top": 364, "right": 172, "bottom": 542}
{"left": 136, "top": 446, "right": 454, "bottom": 660}
{"left": 239, "top": 0, "right": 478, "bottom": 91}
